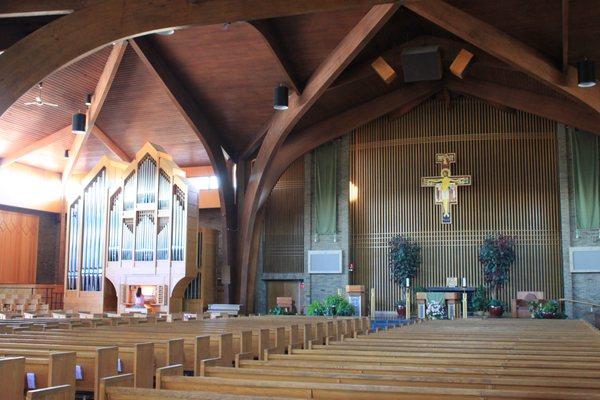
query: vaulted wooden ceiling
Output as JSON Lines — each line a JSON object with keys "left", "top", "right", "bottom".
{"left": 0, "top": 0, "right": 599, "bottom": 175}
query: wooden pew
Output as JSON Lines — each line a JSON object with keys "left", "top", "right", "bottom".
{"left": 1, "top": 356, "right": 75, "bottom": 400}
{"left": 99, "top": 372, "right": 296, "bottom": 399}
{"left": 0, "top": 346, "right": 117, "bottom": 398}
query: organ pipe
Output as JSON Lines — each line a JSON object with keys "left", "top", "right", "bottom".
{"left": 64, "top": 143, "right": 198, "bottom": 314}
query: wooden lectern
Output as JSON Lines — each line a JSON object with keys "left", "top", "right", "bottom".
{"left": 346, "top": 285, "right": 366, "bottom": 316}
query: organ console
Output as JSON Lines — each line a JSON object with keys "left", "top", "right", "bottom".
{"left": 64, "top": 143, "right": 198, "bottom": 313}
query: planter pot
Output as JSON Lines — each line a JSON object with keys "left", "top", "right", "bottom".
{"left": 541, "top": 311, "right": 559, "bottom": 319}
{"left": 488, "top": 305, "right": 504, "bottom": 318}
{"left": 396, "top": 305, "right": 406, "bottom": 318}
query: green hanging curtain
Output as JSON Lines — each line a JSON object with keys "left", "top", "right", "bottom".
{"left": 314, "top": 142, "right": 337, "bottom": 235}
{"left": 571, "top": 129, "right": 600, "bottom": 229}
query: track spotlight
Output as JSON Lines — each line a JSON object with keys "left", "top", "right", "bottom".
{"left": 273, "top": 84, "right": 289, "bottom": 110}
{"left": 72, "top": 112, "right": 86, "bottom": 134}
{"left": 64, "top": 149, "right": 70, "bottom": 159}
{"left": 85, "top": 94, "right": 93, "bottom": 107}
{"left": 577, "top": 59, "right": 596, "bottom": 88}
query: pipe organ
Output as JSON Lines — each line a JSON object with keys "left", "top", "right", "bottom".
{"left": 64, "top": 143, "right": 198, "bottom": 313}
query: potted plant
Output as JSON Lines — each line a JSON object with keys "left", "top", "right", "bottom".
{"left": 479, "top": 234, "right": 516, "bottom": 318}
{"left": 488, "top": 299, "right": 504, "bottom": 318}
{"left": 389, "top": 235, "right": 421, "bottom": 314}
{"left": 528, "top": 300, "right": 567, "bottom": 319}
{"left": 472, "top": 285, "right": 488, "bottom": 317}
{"left": 395, "top": 299, "right": 406, "bottom": 318}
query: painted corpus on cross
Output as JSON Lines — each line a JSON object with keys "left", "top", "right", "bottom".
{"left": 421, "top": 153, "right": 472, "bottom": 224}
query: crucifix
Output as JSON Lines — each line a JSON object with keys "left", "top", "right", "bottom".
{"left": 421, "top": 153, "right": 472, "bottom": 224}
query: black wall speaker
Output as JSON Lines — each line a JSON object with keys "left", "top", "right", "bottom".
{"left": 401, "top": 45, "right": 443, "bottom": 83}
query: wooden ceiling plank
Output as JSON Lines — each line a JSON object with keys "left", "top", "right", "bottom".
{"left": 62, "top": 40, "right": 127, "bottom": 183}
{"left": 445, "top": 78, "right": 600, "bottom": 135}
{"left": 0, "top": 125, "right": 71, "bottom": 168}
{"left": 130, "top": 37, "right": 235, "bottom": 167}
{"left": 249, "top": 20, "right": 303, "bottom": 94}
{"left": 404, "top": 0, "right": 600, "bottom": 114}
{"left": 91, "top": 125, "right": 131, "bottom": 162}
{"left": 0, "top": 0, "right": 395, "bottom": 119}
{"left": 238, "top": 3, "right": 400, "bottom": 309}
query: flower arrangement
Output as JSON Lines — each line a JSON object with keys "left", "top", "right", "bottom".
{"left": 528, "top": 300, "right": 567, "bottom": 319}
{"left": 426, "top": 300, "right": 446, "bottom": 320}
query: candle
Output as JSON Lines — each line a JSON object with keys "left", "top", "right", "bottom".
{"left": 462, "top": 277, "right": 467, "bottom": 287}
{"left": 406, "top": 278, "right": 410, "bottom": 287}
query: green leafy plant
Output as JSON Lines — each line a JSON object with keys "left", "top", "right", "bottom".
{"left": 472, "top": 285, "right": 488, "bottom": 312}
{"left": 306, "top": 295, "right": 355, "bottom": 316}
{"left": 394, "top": 299, "right": 406, "bottom": 307}
{"left": 528, "top": 300, "right": 567, "bottom": 319}
{"left": 268, "top": 305, "right": 294, "bottom": 315}
{"left": 306, "top": 300, "right": 326, "bottom": 316}
{"left": 324, "top": 294, "right": 355, "bottom": 316}
{"left": 389, "top": 235, "right": 421, "bottom": 302}
{"left": 479, "top": 234, "right": 517, "bottom": 299}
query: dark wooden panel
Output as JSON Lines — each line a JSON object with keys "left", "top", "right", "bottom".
{"left": 350, "top": 97, "right": 563, "bottom": 310}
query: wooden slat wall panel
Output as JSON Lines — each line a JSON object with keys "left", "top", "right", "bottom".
{"left": 350, "top": 97, "right": 562, "bottom": 310}
{"left": 0, "top": 209, "right": 39, "bottom": 284}
{"left": 263, "top": 158, "right": 304, "bottom": 273}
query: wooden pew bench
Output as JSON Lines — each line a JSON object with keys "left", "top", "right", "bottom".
{"left": 0, "top": 356, "right": 74, "bottom": 400}
{"left": 155, "top": 365, "right": 600, "bottom": 400}
{"left": 0, "top": 345, "right": 117, "bottom": 398}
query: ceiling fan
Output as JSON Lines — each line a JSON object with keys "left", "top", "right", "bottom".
{"left": 24, "top": 82, "right": 58, "bottom": 107}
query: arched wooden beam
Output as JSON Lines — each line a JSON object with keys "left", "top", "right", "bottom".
{"left": 91, "top": 126, "right": 131, "bottom": 162}
{"left": 0, "top": 0, "right": 395, "bottom": 119}
{"left": 258, "top": 81, "right": 441, "bottom": 209}
{"left": 238, "top": 4, "right": 399, "bottom": 310}
{"left": 445, "top": 78, "right": 600, "bottom": 135}
{"left": 404, "top": 0, "right": 600, "bottom": 114}
{"left": 249, "top": 20, "right": 303, "bottom": 95}
{"left": 63, "top": 40, "right": 127, "bottom": 183}
{"left": 130, "top": 37, "right": 238, "bottom": 297}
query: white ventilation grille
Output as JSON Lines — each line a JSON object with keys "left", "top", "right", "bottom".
{"left": 570, "top": 247, "right": 600, "bottom": 272}
{"left": 308, "top": 250, "right": 342, "bottom": 274}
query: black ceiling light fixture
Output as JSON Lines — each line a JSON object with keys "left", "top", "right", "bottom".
{"left": 273, "top": 84, "right": 289, "bottom": 110}
{"left": 72, "top": 112, "right": 86, "bottom": 134}
{"left": 64, "top": 149, "right": 70, "bottom": 159}
{"left": 85, "top": 93, "right": 93, "bottom": 107}
{"left": 577, "top": 59, "right": 596, "bottom": 88}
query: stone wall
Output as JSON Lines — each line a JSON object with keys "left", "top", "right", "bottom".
{"left": 557, "top": 125, "right": 600, "bottom": 319}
